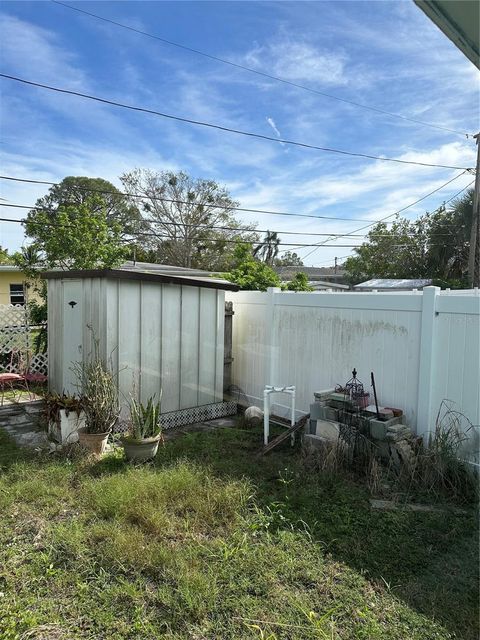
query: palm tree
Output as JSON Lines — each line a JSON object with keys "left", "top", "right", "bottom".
{"left": 425, "top": 189, "right": 473, "bottom": 282}
{"left": 253, "top": 231, "right": 280, "bottom": 265}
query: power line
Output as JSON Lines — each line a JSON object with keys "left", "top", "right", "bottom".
{"left": 0, "top": 203, "right": 460, "bottom": 239}
{"left": 302, "top": 176, "right": 474, "bottom": 260}
{"left": 0, "top": 214, "right": 363, "bottom": 248}
{"left": 0, "top": 73, "right": 473, "bottom": 171}
{"left": 0, "top": 209, "right": 454, "bottom": 249}
{"left": 0, "top": 175, "right": 386, "bottom": 223}
{"left": 0, "top": 171, "right": 472, "bottom": 230}
{"left": 51, "top": 0, "right": 471, "bottom": 138}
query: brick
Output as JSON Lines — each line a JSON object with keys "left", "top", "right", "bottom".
{"left": 387, "top": 421, "right": 408, "bottom": 433}
{"left": 326, "top": 406, "right": 339, "bottom": 421}
{"left": 313, "top": 389, "right": 335, "bottom": 401}
{"left": 310, "top": 402, "right": 324, "bottom": 420}
{"left": 370, "top": 419, "right": 388, "bottom": 440}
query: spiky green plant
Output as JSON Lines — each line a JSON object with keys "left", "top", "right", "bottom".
{"left": 129, "top": 394, "right": 162, "bottom": 441}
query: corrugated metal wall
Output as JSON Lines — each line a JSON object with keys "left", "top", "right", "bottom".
{"left": 48, "top": 277, "right": 225, "bottom": 415}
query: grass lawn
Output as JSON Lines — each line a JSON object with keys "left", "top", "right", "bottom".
{"left": 0, "top": 422, "right": 478, "bottom": 639}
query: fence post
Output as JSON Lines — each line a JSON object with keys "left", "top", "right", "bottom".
{"left": 266, "top": 287, "right": 281, "bottom": 386}
{"left": 416, "top": 286, "right": 440, "bottom": 441}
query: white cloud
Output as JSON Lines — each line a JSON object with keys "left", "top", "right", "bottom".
{"left": 243, "top": 35, "right": 349, "bottom": 87}
{"left": 0, "top": 13, "right": 87, "bottom": 88}
{"left": 266, "top": 117, "right": 281, "bottom": 138}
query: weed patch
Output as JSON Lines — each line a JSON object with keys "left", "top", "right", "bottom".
{"left": 0, "top": 424, "right": 477, "bottom": 639}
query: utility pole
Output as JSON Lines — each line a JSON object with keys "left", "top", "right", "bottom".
{"left": 334, "top": 256, "right": 338, "bottom": 274}
{"left": 468, "top": 132, "right": 480, "bottom": 288}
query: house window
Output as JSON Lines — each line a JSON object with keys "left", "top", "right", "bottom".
{"left": 10, "top": 283, "right": 25, "bottom": 305}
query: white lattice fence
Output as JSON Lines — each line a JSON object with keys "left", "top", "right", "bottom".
{"left": 0, "top": 304, "right": 28, "bottom": 358}
{"left": 0, "top": 304, "right": 48, "bottom": 376}
{"left": 28, "top": 353, "right": 48, "bottom": 376}
{"left": 0, "top": 304, "right": 26, "bottom": 329}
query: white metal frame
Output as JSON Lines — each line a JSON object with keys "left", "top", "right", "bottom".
{"left": 263, "top": 385, "right": 296, "bottom": 445}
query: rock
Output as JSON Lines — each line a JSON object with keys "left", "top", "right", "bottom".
{"left": 311, "top": 419, "right": 341, "bottom": 441}
{"left": 385, "top": 428, "right": 412, "bottom": 442}
{"left": 244, "top": 406, "right": 264, "bottom": 426}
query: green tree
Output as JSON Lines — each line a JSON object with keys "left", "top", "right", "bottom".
{"left": 30, "top": 176, "right": 140, "bottom": 238}
{"left": 344, "top": 218, "right": 427, "bottom": 284}
{"left": 274, "top": 251, "right": 304, "bottom": 266}
{"left": 283, "top": 272, "right": 313, "bottom": 291}
{"left": 121, "top": 169, "right": 257, "bottom": 270}
{"left": 253, "top": 231, "right": 280, "bottom": 265}
{"left": 25, "top": 195, "right": 127, "bottom": 270}
{"left": 0, "top": 246, "right": 12, "bottom": 264}
{"left": 344, "top": 191, "right": 474, "bottom": 288}
{"left": 224, "top": 243, "right": 281, "bottom": 291}
{"left": 422, "top": 189, "right": 473, "bottom": 284}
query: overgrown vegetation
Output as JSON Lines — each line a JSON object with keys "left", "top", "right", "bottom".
{"left": 0, "top": 423, "right": 477, "bottom": 639}
{"left": 398, "top": 400, "right": 479, "bottom": 503}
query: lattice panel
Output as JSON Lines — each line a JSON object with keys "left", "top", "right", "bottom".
{"left": 0, "top": 304, "right": 28, "bottom": 356}
{"left": 0, "top": 304, "right": 48, "bottom": 376}
{"left": 0, "top": 304, "right": 27, "bottom": 328}
{"left": 0, "top": 329, "right": 29, "bottom": 356}
{"left": 114, "top": 401, "right": 237, "bottom": 433}
{"left": 29, "top": 353, "right": 48, "bottom": 376}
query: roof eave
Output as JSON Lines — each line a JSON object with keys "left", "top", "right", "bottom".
{"left": 41, "top": 268, "right": 240, "bottom": 292}
{"left": 414, "top": 0, "right": 480, "bottom": 69}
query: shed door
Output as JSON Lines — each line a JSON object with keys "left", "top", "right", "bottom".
{"left": 62, "top": 280, "right": 83, "bottom": 393}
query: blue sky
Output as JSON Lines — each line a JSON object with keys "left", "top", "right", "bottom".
{"left": 0, "top": 0, "right": 478, "bottom": 266}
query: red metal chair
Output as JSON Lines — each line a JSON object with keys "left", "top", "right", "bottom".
{"left": 0, "top": 350, "right": 31, "bottom": 405}
{"left": 0, "top": 372, "right": 25, "bottom": 405}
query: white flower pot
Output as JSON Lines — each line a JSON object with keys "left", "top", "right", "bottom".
{"left": 49, "top": 410, "right": 86, "bottom": 444}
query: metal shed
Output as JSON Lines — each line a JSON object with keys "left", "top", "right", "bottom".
{"left": 44, "top": 267, "right": 239, "bottom": 429}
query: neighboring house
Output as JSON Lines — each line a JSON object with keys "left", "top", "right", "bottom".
{"left": 0, "top": 265, "right": 29, "bottom": 305}
{"left": 274, "top": 266, "right": 349, "bottom": 289}
{"left": 354, "top": 278, "right": 433, "bottom": 291}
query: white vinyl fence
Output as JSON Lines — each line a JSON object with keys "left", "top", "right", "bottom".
{"left": 227, "top": 287, "right": 479, "bottom": 463}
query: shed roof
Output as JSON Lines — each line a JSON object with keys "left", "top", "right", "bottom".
{"left": 354, "top": 278, "right": 433, "bottom": 290}
{"left": 42, "top": 265, "right": 239, "bottom": 291}
{"left": 274, "top": 266, "right": 346, "bottom": 280}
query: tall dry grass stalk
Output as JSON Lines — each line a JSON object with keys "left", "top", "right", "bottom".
{"left": 402, "top": 400, "right": 478, "bottom": 503}
{"left": 72, "top": 337, "right": 119, "bottom": 434}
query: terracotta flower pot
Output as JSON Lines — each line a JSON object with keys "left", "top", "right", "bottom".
{"left": 78, "top": 428, "right": 110, "bottom": 455}
{"left": 121, "top": 435, "right": 162, "bottom": 462}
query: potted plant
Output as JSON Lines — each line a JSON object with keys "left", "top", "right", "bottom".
{"left": 121, "top": 395, "right": 163, "bottom": 462}
{"left": 43, "top": 392, "right": 85, "bottom": 444}
{"left": 74, "top": 354, "right": 119, "bottom": 455}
